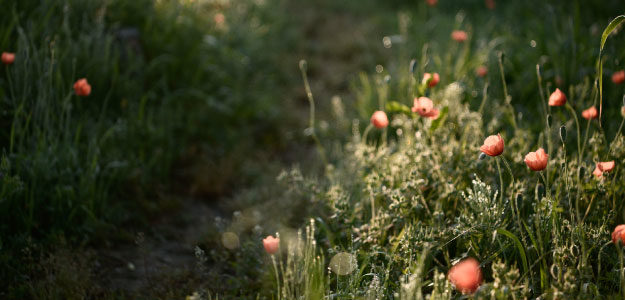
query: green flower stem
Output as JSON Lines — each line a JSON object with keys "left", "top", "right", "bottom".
{"left": 271, "top": 255, "right": 281, "bottom": 300}
{"left": 299, "top": 60, "right": 328, "bottom": 167}
{"left": 496, "top": 157, "right": 505, "bottom": 206}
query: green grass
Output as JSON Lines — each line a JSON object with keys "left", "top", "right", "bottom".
{"left": 0, "top": 0, "right": 299, "bottom": 297}
{"left": 2, "top": 0, "right": 625, "bottom": 299}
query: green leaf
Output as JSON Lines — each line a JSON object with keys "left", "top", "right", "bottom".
{"left": 429, "top": 106, "right": 448, "bottom": 132}
{"left": 598, "top": 15, "right": 625, "bottom": 124}
{"left": 497, "top": 228, "right": 529, "bottom": 277}
{"left": 385, "top": 101, "right": 412, "bottom": 115}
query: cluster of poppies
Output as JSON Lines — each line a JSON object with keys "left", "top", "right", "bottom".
{"left": 2, "top": 51, "right": 92, "bottom": 97}
{"left": 480, "top": 88, "right": 617, "bottom": 177}
{"left": 370, "top": 72, "right": 444, "bottom": 129}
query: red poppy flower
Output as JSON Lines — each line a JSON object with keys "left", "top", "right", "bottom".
{"left": 613, "top": 225, "right": 625, "bottom": 245}
{"left": 262, "top": 235, "right": 280, "bottom": 255}
{"left": 480, "top": 134, "right": 504, "bottom": 157}
{"left": 476, "top": 66, "right": 488, "bottom": 78}
{"left": 422, "top": 72, "right": 440, "bottom": 87}
{"left": 524, "top": 148, "right": 548, "bottom": 171}
{"left": 612, "top": 70, "right": 625, "bottom": 84}
{"left": 451, "top": 30, "right": 468, "bottom": 43}
{"left": 1, "top": 52, "right": 15, "bottom": 65}
{"left": 371, "top": 111, "right": 389, "bottom": 129}
{"left": 411, "top": 97, "right": 440, "bottom": 120}
{"left": 548, "top": 88, "right": 566, "bottom": 106}
{"left": 581, "top": 106, "right": 598, "bottom": 120}
{"left": 73, "top": 78, "right": 92, "bottom": 97}
{"left": 448, "top": 258, "right": 482, "bottom": 294}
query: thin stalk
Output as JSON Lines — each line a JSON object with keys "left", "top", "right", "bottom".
{"left": 362, "top": 124, "right": 373, "bottom": 144}
{"left": 478, "top": 82, "right": 489, "bottom": 115}
{"left": 536, "top": 65, "right": 549, "bottom": 119}
{"left": 616, "top": 244, "right": 625, "bottom": 299}
{"left": 498, "top": 53, "right": 517, "bottom": 130}
{"left": 299, "top": 60, "right": 328, "bottom": 167}
{"left": 271, "top": 255, "right": 281, "bottom": 300}
{"left": 501, "top": 157, "right": 527, "bottom": 246}
{"left": 495, "top": 157, "right": 505, "bottom": 206}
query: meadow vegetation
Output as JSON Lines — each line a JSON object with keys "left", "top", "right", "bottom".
{"left": 2, "top": 0, "right": 625, "bottom": 299}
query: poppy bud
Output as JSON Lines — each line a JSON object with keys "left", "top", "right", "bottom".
{"left": 547, "top": 114, "right": 552, "bottom": 127}
{"left": 409, "top": 59, "right": 417, "bottom": 74}
{"left": 384, "top": 75, "right": 391, "bottom": 84}
{"left": 299, "top": 59, "right": 307, "bottom": 72}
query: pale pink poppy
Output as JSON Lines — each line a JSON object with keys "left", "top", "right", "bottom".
{"left": 263, "top": 235, "right": 280, "bottom": 255}
{"left": 598, "top": 161, "right": 615, "bottom": 173}
{"left": 524, "top": 148, "right": 548, "bottom": 171}
{"left": 480, "top": 134, "right": 504, "bottom": 157}
{"left": 592, "top": 165, "right": 603, "bottom": 178}
{"left": 448, "top": 258, "right": 482, "bottom": 294}
{"left": 411, "top": 97, "right": 440, "bottom": 119}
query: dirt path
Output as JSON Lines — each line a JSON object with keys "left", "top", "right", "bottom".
{"left": 96, "top": 199, "right": 220, "bottom": 295}
{"left": 94, "top": 1, "right": 388, "bottom": 297}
